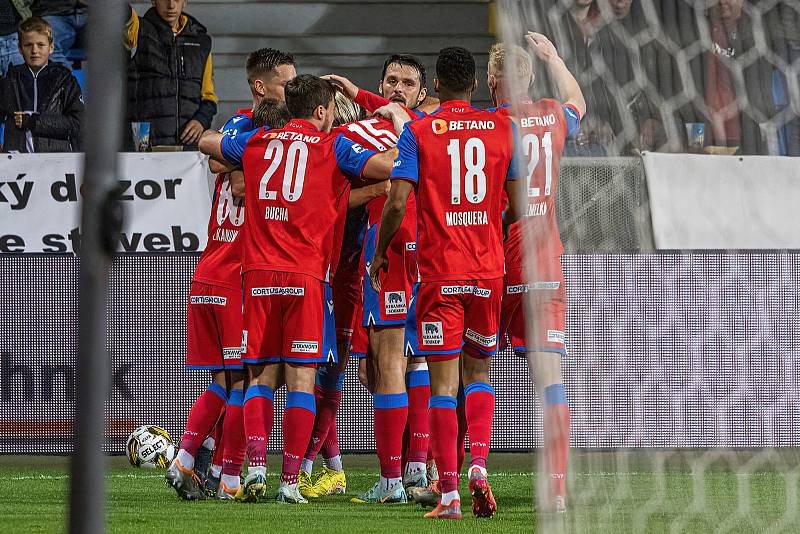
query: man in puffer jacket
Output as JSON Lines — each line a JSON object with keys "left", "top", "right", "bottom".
{"left": 125, "top": 0, "right": 217, "bottom": 149}
{"left": 0, "top": 16, "right": 83, "bottom": 152}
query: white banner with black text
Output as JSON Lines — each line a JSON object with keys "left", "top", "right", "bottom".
{"left": 0, "top": 152, "right": 211, "bottom": 253}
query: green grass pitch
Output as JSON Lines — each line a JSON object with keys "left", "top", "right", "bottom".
{"left": 0, "top": 451, "right": 798, "bottom": 533}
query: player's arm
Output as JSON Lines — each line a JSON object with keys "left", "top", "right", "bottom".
{"left": 229, "top": 170, "right": 245, "bottom": 198}
{"left": 349, "top": 181, "right": 390, "bottom": 210}
{"left": 369, "top": 126, "right": 419, "bottom": 291}
{"left": 198, "top": 128, "right": 255, "bottom": 167}
{"left": 208, "top": 157, "right": 235, "bottom": 174}
{"left": 322, "top": 74, "right": 390, "bottom": 113}
{"left": 503, "top": 179, "right": 523, "bottom": 240}
{"left": 373, "top": 102, "right": 413, "bottom": 137}
{"left": 370, "top": 180, "right": 412, "bottom": 292}
{"left": 526, "top": 32, "right": 586, "bottom": 120}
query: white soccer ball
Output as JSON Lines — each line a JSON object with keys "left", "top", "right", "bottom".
{"left": 125, "top": 425, "right": 176, "bottom": 469}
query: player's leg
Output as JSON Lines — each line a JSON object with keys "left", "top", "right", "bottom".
{"left": 415, "top": 281, "right": 464, "bottom": 519}
{"left": 276, "top": 273, "right": 330, "bottom": 504}
{"left": 525, "top": 291, "right": 569, "bottom": 513}
{"left": 240, "top": 362, "right": 283, "bottom": 502}
{"left": 404, "top": 356, "right": 431, "bottom": 489}
{"left": 352, "top": 325, "right": 408, "bottom": 503}
{"left": 168, "top": 282, "right": 229, "bottom": 500}
{"left": 204, "top": 411, "right": 225, "bottom": 494}
{"left": 459, "top": 277, "right": 504, "bottom": 518}
{"left": 217, "top": 369, "right": 246, "bottom": 499}
{"left": 238, "top": 270, "right": 284, "bottom": 502}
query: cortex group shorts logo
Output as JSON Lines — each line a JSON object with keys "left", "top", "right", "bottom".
{"left": 422, "top": 321, "right": 443, "bottom": 346}
{"left": 432, "top": 119, "right": 448, "bottom": 135}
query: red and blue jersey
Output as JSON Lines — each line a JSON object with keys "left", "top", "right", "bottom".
{"left": 492, "top": 99, "right": 580, "bottom": 282}
{"left": 192, "top": 108, "right": 254, "bottom": 290}
{"left": 220, "top": 118, "right": 378, "bottom": 282}
{"left": 391, "top": 100, "right": 518, "bottom": 282}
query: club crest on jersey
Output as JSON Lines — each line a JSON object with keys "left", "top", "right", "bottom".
{"left": 384, "top": 291, "right": 407, "bottom": 315}
{"left": 422, "top": 321, "right": 443, "bottom": 346}
{"left": 432, "top": 119, "right": 448, "bottom": 135}
{"left": 291, "top": 341, "right": 319, "bottom": 353}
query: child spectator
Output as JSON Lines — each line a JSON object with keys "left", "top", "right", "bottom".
{"left": 0, "top": 16, "right": 83, "bottom": 152}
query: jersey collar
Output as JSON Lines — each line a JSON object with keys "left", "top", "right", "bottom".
{"left": 286, "top": 118, "right": 321, "bottom": 132}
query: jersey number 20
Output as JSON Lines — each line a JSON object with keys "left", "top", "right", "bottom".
{"left": 447, "top": 138, "right": 486, "bottom": 205}
{"left": 259, "top": 140, "right": 308, "bottom": 202}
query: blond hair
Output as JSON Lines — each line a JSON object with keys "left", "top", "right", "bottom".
{"left": 488, "top": 43, "right": 533, "bottom": 87}
{"left": 18, "top": 17, "right": 53, "bottom": 43}
{"left": 333, "top": 92, "right": 366, "bottom": 127}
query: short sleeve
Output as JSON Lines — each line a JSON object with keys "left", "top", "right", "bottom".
{"left": 221, "top": 114, "right": 253, "bottom": 137}
{"left": 334, "top": 134, "right": 377, "bottom": 178}
{"left": 506, "top": 121, "right": 521, "bottom": 180}
{"left": 220, "top": 128, "right": 259, "bottom": 166}
{"left": 563, "top": 103, "right": 581, "bottom": 137}
{"left": 390, "top": 126, "right": 419, "bottom": 184}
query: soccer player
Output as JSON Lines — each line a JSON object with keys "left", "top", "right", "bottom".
{"left": 165, "top": 48, "right": 296, "bottom": 502}
{"left": 198, "top": 74, "right": 409, "bottom": 504}
{"left": 488, "top": 34, "right": 585, "bottom": 514}
{"left": 324, "top": 54, "right": 431, "bottom": 119}
{"left": 370, "top": 47, "right": 522, "bottom": 519}
{"left": 326, "top": 56, "right": 437, "bottom": 503}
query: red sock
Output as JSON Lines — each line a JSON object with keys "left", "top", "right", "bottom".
{"left": 373, "top": 393, "right": 408, "bottom": 479}
{"left": 221, "top": 389, "right": 246, "bottom": 478}
{"left": 406, "top": 369, "right": 431, "bottom": 464}
{"left": 543, "top": 384, "right": 570, "bottom": 498}
{"left": 304, "top": 386, "right": 342, "bottom": 461}
{"left": 211, "top": 413, "right": 225, "bottom": 467}
{"left": 456, "top": 401, "right": 467, "bottom": 474}
{"left": 282, "top": 392, "right": 317, "bottom": 485}
{"left": 180, "top": 382, "right": 227, "bottom": 456}
{"left": 429, "top": 396, "right": 459, "bottom": 494}
{"left": 322, "top": 418, "right": 341, "bottom": 459}
{"left": 243, "top": 385, "right": 274, "bottom": 468}
{"left": 464, "top": 382, "right": 495, "bottom": 470}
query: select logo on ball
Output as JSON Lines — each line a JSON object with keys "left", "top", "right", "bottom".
{"left": 432, "top": 119, "right": 448, "bottom": 135}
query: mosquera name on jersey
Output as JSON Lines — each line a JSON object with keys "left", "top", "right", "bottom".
{"left": 492, "top": 98, "right": 580, "bottom": 282}
{"left": 391, "top": 100, "right": 518, "bottom": 282}
{"left": 191, "top": 109, "right": 254, "bottom": 291}
{"left": 220, "top": 118, "right": 378, "bottom": 282}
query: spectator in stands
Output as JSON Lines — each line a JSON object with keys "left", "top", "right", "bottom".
{"left": 703, "top": 0, "right": 777, "bottom": 154}
{"left": 0, "top": 0, "right": 29, "bottom": 75}
{"left": 31, "top": 0, "right": 86, "bottom": 68}
{"left": 125, "top": 0, "right": 217, "bottom": 149}
{"left": 0, "top": 16, "right": 83, "bottom": 152}
{"left": 554, "top": 0, "right": 621, "bottom": 156}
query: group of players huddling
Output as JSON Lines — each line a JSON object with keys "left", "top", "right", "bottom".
{"left": 164, "top": 32, "right": 585, "bottom": 520}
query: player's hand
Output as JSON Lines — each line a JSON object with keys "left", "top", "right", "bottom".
{"left": 321, "top": 74, "right": 358, "bottom": 100}
{"left": 180, "top": 119, "right": 205, "bottom": 145}
{"left": 369, "top": 253, "right": 388, "bottom": 293}
{"left": 526, "top": 32, "right": 559, "bottom": 62}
